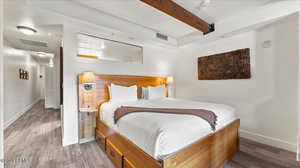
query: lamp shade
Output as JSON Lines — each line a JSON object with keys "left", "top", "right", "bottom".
{"left": 82, "top": 72, "right": 96, "bottom": 83}
{"left": 167, "top": 76, "right": 174, "bottom": 84}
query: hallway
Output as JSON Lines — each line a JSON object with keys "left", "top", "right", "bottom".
{"left": 4, "top": 101, "right": 299, "bottom": 168}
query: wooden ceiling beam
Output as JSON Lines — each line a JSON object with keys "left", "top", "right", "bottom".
{"left": 139, "top": 0, "right": 215, "bottom": 34}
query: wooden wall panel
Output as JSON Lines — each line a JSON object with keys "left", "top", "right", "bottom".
{"left": 94, "top": 74, "right": 168, "bottom": 118}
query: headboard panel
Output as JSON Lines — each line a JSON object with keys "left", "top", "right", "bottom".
{"left": 96, "top": 74, "right": 168, "bottom": 100}
{"left": 78, "top": 74, "right": 168, "bottom": 119}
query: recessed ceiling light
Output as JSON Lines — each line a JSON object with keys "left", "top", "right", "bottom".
{"left": 196, "top": 0, "right": 211, "bottom": 10}
{"left": 203, "top": 0, "right": 211, "bottom": 5}
{"left": 101, "top": 42, "right": 106, "bottom": 50}
{"left": 17, "top": 26, "right": 37, "bottom": 35}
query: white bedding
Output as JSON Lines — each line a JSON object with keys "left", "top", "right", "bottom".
{"left": 100, "top": 98, "right": 237, "bottom": 160}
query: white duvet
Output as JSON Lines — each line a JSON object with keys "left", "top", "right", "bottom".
{"left": 100, "top": 98, "right": 237, "bottom": 160}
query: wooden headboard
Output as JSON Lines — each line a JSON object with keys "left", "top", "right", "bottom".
{"left": 78, "top": 74, "right": 168, "bottom": 118}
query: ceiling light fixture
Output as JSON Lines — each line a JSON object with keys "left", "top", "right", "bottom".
{"left": 100, "top": 42, "right": 106, "bottom": 50}
{"left": 37, "top": 52, "right": 46, "bottom": 57}
{"left": 49, "top": 58, "right": 54, "bottom": 67}
{"left": 203, "top": 0, "right": 211, "bottom": 5}
{"left": 196, "top": 0, "right": 211, "bottom": 9}
{"left": 17, "top": 26, "right": 37, "bottom": 35}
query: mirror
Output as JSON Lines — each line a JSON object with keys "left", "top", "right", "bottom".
{"left": 77, "top": 33, "right": 143, "bottom": 64}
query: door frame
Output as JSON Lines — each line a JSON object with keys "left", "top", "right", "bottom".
{"left": 60, "top": 47, "right": 63, "bottom": 105}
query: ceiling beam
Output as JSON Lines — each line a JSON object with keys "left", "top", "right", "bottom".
{"left": 139, "top": 0, "right": 215, "bottom": 34}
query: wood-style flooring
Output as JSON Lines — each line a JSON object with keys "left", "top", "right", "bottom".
{"left": 4, "top": 101, "right": 300, "bottom": 168}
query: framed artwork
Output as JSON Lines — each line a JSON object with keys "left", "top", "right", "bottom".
{"left": 198, "top": 48, "right": 251, "bottom": 80}
{"left": 19, "top": 68, "right": 29, "bottom": 80}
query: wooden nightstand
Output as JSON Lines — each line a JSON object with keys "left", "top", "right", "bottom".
{"left": 79, "top": 110, "right": 97, "bottom": 143}
{"left": 78, "top": 72, "right": 99, "bottom": 144}
{"left": 78, "top": 88, "right": 98, "bottom": 143}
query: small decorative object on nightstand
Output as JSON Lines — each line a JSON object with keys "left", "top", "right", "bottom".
{"left": 78, "top": 72, "right": 98, "bottom": 143}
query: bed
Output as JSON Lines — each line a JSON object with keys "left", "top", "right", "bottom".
{"left": 91, "top": 74, "right": 240, "bottom": 168}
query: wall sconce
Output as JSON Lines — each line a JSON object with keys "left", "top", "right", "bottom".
{"left": 49, "top": 58, "right": 54, "bottom": 68}
{"left": 166, "top": 76, "right": 175, "bottom": 98}
{"left": 167, "top": 76, "right": 174, "bottom": 85}
{"left": 82, "top": 72, "right": 96, "bottom": 85}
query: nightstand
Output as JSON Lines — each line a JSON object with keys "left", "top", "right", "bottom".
{"left": 78, "top": 72, "right": 98, "bottom": 144}
{"left": 79, "top": 110, "right": 97, "bottom": 144}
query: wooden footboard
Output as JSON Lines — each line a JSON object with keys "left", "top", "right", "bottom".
{"left": 96, "top": 120, "right": 162, "bottom": 168}
{"left": 96, "top": 119, "right": 240, "bottom": 168}
{"left": 163, "top": 119, "right": 240, "bottom": 168}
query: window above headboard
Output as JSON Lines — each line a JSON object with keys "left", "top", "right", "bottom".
{"left": 77, "top": 33, "right": 143, "bottom": 64}
{"left": 77, "top": 33, "right": 105, "bottom": 59}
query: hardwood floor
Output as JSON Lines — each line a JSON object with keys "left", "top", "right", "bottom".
{"left": 4, "top": 101, "right": 300, "bottom": 168}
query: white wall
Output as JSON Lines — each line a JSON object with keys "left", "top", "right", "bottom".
{"left": 3, "top": 42, "right": 42, "bottom": 128}
{"left": 297, "top": 12, "right": 300, "bottom": 161}
{"left": 175, "top": 14, "right": 299, "bottom": 152}
{"left": 62, "top": 21, "right": 177, "bottom": 146}
{"left": 0, "top": 0, "right": 4, "bottom": 165}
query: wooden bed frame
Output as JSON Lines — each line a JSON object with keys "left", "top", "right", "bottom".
{"left": 91, "top": 74, "right": 240, "bottom": 168}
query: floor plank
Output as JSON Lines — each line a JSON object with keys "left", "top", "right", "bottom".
{"left": 4, "top": 101, "right": 300, "bottom": 168}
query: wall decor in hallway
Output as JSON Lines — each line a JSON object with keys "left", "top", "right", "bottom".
{"left": 19, "top": 68, "right": 29, "bottom": 80}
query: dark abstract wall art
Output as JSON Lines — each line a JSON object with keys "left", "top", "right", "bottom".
{"left": 198, "top": 48, "right": 251, "bottom": 80}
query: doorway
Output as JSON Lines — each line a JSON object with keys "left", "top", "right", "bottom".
{"left": 3, "top": 1, "right": 64, "bottom": 165}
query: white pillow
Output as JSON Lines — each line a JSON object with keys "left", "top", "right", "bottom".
{"left": 110, "top": 84, "right": 138, "bottom": 102}
{"left": 147, "top": 85, "right": 166, "bottom": 99}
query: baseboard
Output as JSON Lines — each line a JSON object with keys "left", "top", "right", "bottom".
{"left": 62, "top": 137, "right": 78, "bottom": 147}
{"left": 45, "top": 104, "right": 60, "bottom": 110}
{"left": 240, "top": 129, "right": 297, "bottom": 152}
{"left": 79, "top": 137, "right": 95, "bottom": 144}
{"left": 4, "top": 98, "right": 41, "bottom": 129}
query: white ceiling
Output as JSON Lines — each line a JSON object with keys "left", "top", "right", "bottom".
{"left": 74, "top": 0, "right": 196, "bottom": 38}
{"left": 175, "top": 0, "right": 277, "bottom": 23}
{"left": 4, "top": 1, "right": 63, "bottom": 65}
{"left": 3, "top": 0, "right": 286, "bottom": 51}
{"left": 74, "top": 0, "right": 278, "bottom": 38}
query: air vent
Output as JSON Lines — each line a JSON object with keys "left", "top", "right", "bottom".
{"left": 156, "top": 33, "right": 168, "bottom": 41}
{"left": 20, "top": 39, "right": 48, "bottom": 47}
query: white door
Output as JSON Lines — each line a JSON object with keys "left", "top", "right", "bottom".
{"left": 39, "top": 66, "right": 45, "bottom": 100}
{"left": 45, "top": 66, "right": 58, "bottom": 108}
